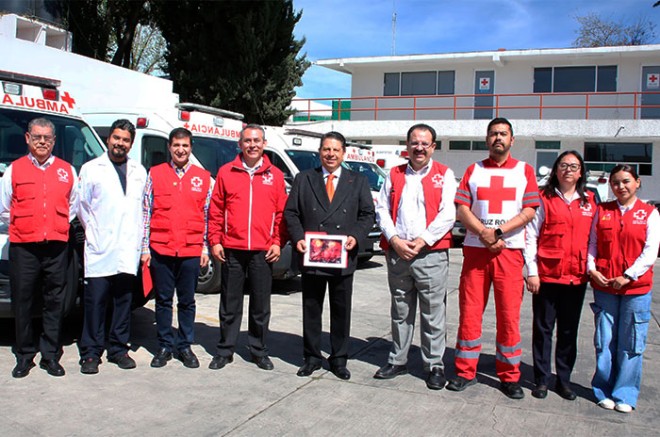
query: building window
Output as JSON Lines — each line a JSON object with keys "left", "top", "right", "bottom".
{"left": 533, "top": 66, "right": 617, "bottom": 93}
{"left": 449, "top": 140, "right": 485, "bottom": 151}
{"left": 535, "top": 141, "right": 561, "bottom": 150}
{"left": 383, "top": 71, "right": 455, "bottom": 96}
{"left": 449, "top": 140, "right": 470, "bottom": 150}
{"left": 584, "top": 142, "right": 652, "bottom": 176}
{"left": 437, "top": 71, "right": 455, "bottom": 95}
{"left": 384, "top": 72, "right": 400, "bottom": 96}
{"left": 401, "top": 71, "right": 436, "bottom": 95}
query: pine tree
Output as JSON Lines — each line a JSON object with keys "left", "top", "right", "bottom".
{"left": 154, "top": 0, "right": 309, "bottom": 125}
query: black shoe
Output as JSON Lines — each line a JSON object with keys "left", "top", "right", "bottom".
{"left": 150, "top": 348, "right": 173, "bottom": 368}
{"left": 208, "top": 355, "right": 233, "bottom": 370}
{"left": 426, "top": 367, "right": 446, "bottom": 390}
{"left": 297, "top": 362, "right": 321, "bottom": 377}
{"left": 80, "top": 357, "right": 101, "bottom": 374}
{"left": 12, "top": 359, "right": 35, "bottom": 378}
{"left": 108, "top": 353, "right": 136, "bottom": 369}
{"left": 532, "top": 384, "right": 548, "bottom": 399}
{"left": 178, "top": 348, "right": 200, "bottom": 369}
{"left": 331, "top": 365, "right": 351, "bottom": 380}
{"left": 39, "top": 358, "right": 65, "bottom": 377}
{"left": 446, "top": 376, "right": 477, "bottom": 392}
{"left": 500, "top": 381, "right": 525, "bottom": 399}
{"left": 252, "top": 355, "right": 274, "bottom": 371}
{"left": 373, "top": 363, "right": 408, "bottom": 380}
{"left": 556, "top": 383, "right": 577, "bottom": 401}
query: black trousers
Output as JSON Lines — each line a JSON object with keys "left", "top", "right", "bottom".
{"left": 532, "top": 281, "right": 587, "bottom": 386}
{"left": 301, "top": 273, "right": 353, "bottom": 367}
{"left": 216, "top": 249, "right": 272, "bottom": 357}
{"left": 9, "top": 241, "right": 68, "bottom": 361}
{"left": 79, "top": 273, "right": 135, "bottom": 360}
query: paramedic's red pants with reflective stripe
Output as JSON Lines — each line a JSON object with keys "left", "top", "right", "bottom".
{"left": 454, "top": 246, "right": 525, "bottom": 383}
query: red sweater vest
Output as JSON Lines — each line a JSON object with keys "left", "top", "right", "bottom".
{"left": 537, "top": 192, "right": 595, "bottom": 284}
{"left": 10, "top": 156, "right": 73, "bottom": 243}
{"left": 149, "top": 163, "right": 211, "bottom": 257}
{"left": 591, "top": 199, "right": 655, "bottom": 295}
{"left": 380, "top": 161, "right": 452, "bottom": 251}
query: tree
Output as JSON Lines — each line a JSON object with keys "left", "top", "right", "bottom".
{"left": 52, "top": 0, "right": 156, "bottom": 70}
{"left": 573, "top": 13, "right": 657, "bottom": 47}
{"left": 154, "top": 0, "right": 309, "bottom": 125}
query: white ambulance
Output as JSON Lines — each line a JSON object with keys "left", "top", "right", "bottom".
{"left": 0, "top": 70, "right": 106, "bottom": 317}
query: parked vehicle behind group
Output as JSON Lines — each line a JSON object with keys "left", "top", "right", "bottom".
{"left": 0, "top": 70, "right": 106, "bottom": 317}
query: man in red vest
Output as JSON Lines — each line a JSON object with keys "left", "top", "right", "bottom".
{"left": 208, "top": 124, "right": 287, "bottom": 372}
{"left": 0, "top": 117, "right": 78, "bottom": 378}
{"left": 141, "top": 128, "right": 212, "bottom": 369}
{"left": 373, "top": 123, "right": 457, "bottom": 390}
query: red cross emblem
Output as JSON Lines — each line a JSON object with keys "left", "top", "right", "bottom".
{"left": 580, "top": 202, "right": 592, "bottom": 212}
{"left": 476, "top": 175, "right": 516, "bottom": 214}
{"left": 56, "top": 168, "right": 69, "bottom": 183}
{"left": 633, "top": 209, "right": 647, "bottom": 221}
{"left": 431, "top": 174, "right": 444, "bottom": 188}
{"left": 481, "top": 78, "right": 489, "bottom": 86}
{"left": 262, "top": 172, "right": 273, "bottom": 185}
{"left": 61, "top": 91, "right": 76, "bottom": 109}
{"left": 649, "top": 74, "right": 658, "bottom": 84}
{"left": 190, "top": 176, "right": 202, "bottom": 188}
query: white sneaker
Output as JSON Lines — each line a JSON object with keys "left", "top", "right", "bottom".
{"left": 597, "top": 399, "right": 615, "bottom": 410}
{"left": 615, "top": 403, "right": 633, "bottom": 413}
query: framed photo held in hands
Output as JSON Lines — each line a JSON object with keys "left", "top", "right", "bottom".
{"left": 303, "top": 233, "right": 348, "bottom": 269}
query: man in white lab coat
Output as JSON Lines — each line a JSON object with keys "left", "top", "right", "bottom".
{"left": 77, "top": 119, "right": 147, "bottom": 374}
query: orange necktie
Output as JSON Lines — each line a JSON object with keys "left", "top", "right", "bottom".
{"left": 326, "top": 174, "right": 335, "bottom": 202}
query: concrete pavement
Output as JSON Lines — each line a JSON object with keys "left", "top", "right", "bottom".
{"left": 0, "top": 249, "right": 658, "bottom": 436}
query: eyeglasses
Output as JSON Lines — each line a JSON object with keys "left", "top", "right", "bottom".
{"left": 409, "top": 142, "right": 433, "bottom": 149}
{"left": 29, "top": 134, "right": 55, "bottom": 143}
{"left": 558, "top": 163, "right": 580, "bottom": 172}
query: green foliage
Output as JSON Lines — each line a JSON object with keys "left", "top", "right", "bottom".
{"left": 153, "top": 0, "right": 309, "bottom": 125}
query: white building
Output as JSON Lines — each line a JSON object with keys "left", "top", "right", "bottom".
{"left": 289, "top": 45, "right": 660, "bottom": 200}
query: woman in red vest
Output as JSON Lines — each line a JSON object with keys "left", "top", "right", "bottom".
{"left": 588, "top": 164, "right": 660, "bottom": 413}
{"left": 524, "top": 151, "right": 596, "bottom": 401}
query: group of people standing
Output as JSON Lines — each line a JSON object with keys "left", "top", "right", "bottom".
{"left": 1, "top": 116, "right": 656, "bottom": 414}
{"left": 372, "top": 118, "right": 657, "bottom": 414}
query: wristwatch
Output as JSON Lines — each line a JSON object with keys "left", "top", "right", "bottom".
{"left": 494, "top": 228, "right": 504, "bottom": 240}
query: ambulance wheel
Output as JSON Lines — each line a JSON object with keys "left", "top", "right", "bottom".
{"left": 197, "top": 257, "right": 222, "bottom": 294}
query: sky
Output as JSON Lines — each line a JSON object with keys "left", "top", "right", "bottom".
{"left": 291, "top": 0, "right": 660, "bottom": 99}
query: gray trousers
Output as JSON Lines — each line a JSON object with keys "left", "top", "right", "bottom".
{"left": 386, "top": 249, "right": 448, "bottom": 370}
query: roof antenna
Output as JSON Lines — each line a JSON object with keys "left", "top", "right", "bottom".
{"left": 391, "top": 0, "right": 397, "bottom": 55}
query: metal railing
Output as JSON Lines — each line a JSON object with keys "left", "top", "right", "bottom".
{"left": 291, "top": 91, "right": 660, "bottom": 122}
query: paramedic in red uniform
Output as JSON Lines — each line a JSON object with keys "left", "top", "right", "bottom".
{"left": 141, "top": 128, "right": 213, "bottom": 369}
{"left": 524, "top": 151, "right": 596, "bottom": 400}
{"left": 447, "top": 117, "right": 539, "bottom": 399}
{"left": 373, "top": 123, "right": 457, "bottom": 390}
{"left": 208, "top": 124, "right": 287, "bottom": 372}
{"left": 0, "top": 118, "right": 78, "bottom": 378}
{"left": 588, "top": 165, "right": 660, "bottom": 414}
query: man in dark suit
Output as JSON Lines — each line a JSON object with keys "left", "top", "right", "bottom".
{"left": 284, "top": 131, "right": 375, "bottom": 380}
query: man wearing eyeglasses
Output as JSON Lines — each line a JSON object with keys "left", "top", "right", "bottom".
{"left": 373, "top": 123, "right": 457, "bottom": 390}
{"left": 447, "top": 117, "right": 539, "bottom": 399}
{"left": 0, "top": 117, "right": 79, "bottom": 378}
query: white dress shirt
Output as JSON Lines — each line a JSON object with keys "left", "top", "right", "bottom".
{"left": 376, "top": 160, "right": 456, "bottom": 246}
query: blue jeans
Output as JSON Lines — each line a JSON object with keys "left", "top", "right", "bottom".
{"left": 591, "top": 289, "right": 652, "bottom": 408}
{"left": 151, "top": 251, "right": 199, "bottom": 352}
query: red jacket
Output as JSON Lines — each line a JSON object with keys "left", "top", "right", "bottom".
{"left": 209, "top": 154, "right": 287, "bottom": 251}
{"left": 10, "top": 155, "right": 73, "bottom": 243}
{"left": 591, "top": 199, "right": 655, "bottom": 295}
{"left": 380, "top": 161, "right": 453, "bottom": 251}
{"left": 149, "top": 163, "right": 211, "bottom": 257}
{"left": 537, "top": 192, "right": 595, "bottom": 284}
